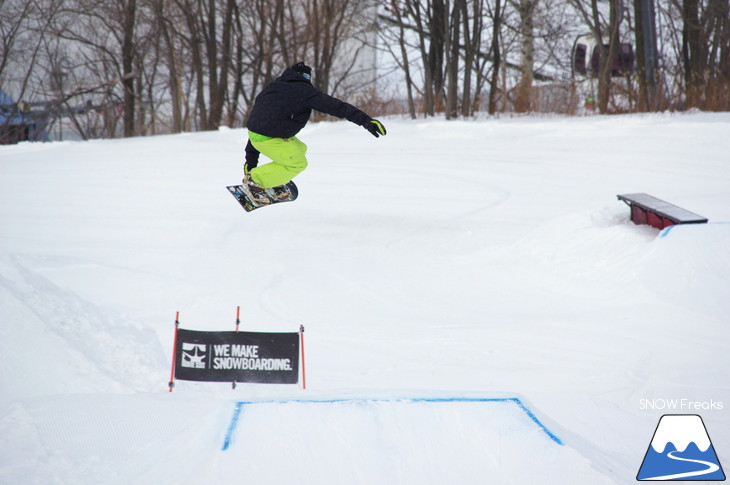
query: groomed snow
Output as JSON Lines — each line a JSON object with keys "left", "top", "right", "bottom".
{"left": 1, "top": 112, "right": 729, "bottom": 483}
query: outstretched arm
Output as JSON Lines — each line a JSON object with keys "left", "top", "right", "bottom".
{"left": 307, "top": 91, "right": 386, "bottom": 138}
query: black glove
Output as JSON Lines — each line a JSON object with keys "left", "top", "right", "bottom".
{"left": 364, "top": 119, "right": 387, "bottom": 138}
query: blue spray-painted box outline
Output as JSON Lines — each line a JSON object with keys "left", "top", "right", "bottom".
{"left": 222, "top": 397, "right": 562, "bottom": 450}
{"left": 659, "top": 221, "right": 729, "bottom": 238}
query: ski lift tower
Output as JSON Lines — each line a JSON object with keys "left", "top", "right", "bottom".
{"left": 639, "top": 0, "right": 659, "bottom": 109}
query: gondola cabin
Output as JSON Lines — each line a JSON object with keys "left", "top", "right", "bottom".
{"left": 572, "top": 33, "right": 635, "bottom": 78}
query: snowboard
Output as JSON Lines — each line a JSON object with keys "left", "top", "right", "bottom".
{"left": 226, "top": 181, "right": 298, "bottom": 212}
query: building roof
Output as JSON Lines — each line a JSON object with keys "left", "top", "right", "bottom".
{"left": 0, "top": 90, "right": 32, "bottom": 124}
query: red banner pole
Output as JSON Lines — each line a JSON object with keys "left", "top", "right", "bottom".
{"left": 299, "top": 325, "right": 307, "bottom": 390}
{"left": 168, "top": 311, "right": 180, "bottom": 392}
{"left": 233, "top": 306, "right": 241, "bottom": 390}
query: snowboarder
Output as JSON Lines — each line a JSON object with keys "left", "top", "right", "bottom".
{"left": 242, "top": 62, "right": 387, "bottom": 202}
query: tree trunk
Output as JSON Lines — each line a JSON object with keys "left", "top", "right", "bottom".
{"left": 429, "top": 0, "right": 447, "bottom": 112}
{"left": 459, "top": 0, "right": 477, "bottom": 117}
{"left": 178, "top": 0, "right": 207, "bottom": 130}
{"left": 599, "top": 0, "right": 620, "bottom": 112}
{"left": 682, "top": 0, "right": 703, "bottom": 108}
{"left": 407, "top": 0, "right": 435, "bottom": 116}
{"left": 156, "top": 0, "right": 183, "bottom": 133}
{"left": 488, "top": 0, "right": 502, "bottom": 114}
{"left": 515, "top": 0, "right": 536, "bottom": 112}
{"left": 121, "top": 0, "right": 137, "bottom": 137}
{"left": 446, "top": 2, "right": 460, "bottom": 119}
{"left": 204, "top": 0, "right": 234, "bottom": 130}
{"left": 633, "top": 0, "right": 648, "bottom": 111}
{"left": 716, "top": 0, "right": 730, "bottom": 109}
{"left": 394, "top": 4, "right": 417, "bottom": 119}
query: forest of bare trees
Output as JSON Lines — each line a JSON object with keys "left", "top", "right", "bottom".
{"left": 1, "top": 0, "right": 728, "bottom": 141}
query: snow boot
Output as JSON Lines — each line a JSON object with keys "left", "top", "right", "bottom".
{"left": 267, "top": 184, "right": 292, "bottom": 201}
{"left": 242, "top": 173, "right": 270, "bottom": 205}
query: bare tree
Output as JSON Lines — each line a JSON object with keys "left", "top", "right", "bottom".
{"left": 40, "top": 0, "right": 149, "bottom": 136}
{"left": 1, "top": 1, "right": 34, "bottom": 84}
{"left": 296, "top": 0, "right": 360, "bottom": 96}
{"left": 513, "top": 0, "right": 537, "bottom": 112}
{"left": 380, "top": 0, "right": 561, "bottom": 117}
{"left": 680, "top": 0, "right": 730, "bottom": 109}
{"left": 633, "top": 0, "right": 651, "bottom": 111}
{"left": 703, "top": 0, "right": 729, "bottom": 109}
{"left": 598, "top": 0, "right": 621, "bottom": 112}
{"left": 402, "top": 0, "right": 444, "bottom": 116}
{"left": 488, "top": 0, "right": 503, "bottom": 114}
{"left": 681, "top": 0, "right": 702, "bottom": 107}
{"left": 121, "top": 0, "right": 137, "bottom": 137}
{"left": 235, "top": 0, "right": 286, "bottom": 122}
{"left": 445, "top": 1, "right": 461, "bottom": 118}
{"left": 153, "top": 0, "right": 183, "bottom": 133}
{"left": 207, "top": 0, "right": 235, "bottom": 129}
{"left": 392, "top": 3, "right": 419, "bottom": 118}
{"left": 459, "top": 0, "right": 486, "bottom": 116}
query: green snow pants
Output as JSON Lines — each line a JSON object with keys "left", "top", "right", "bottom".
{"left": 249, "top": 136, "right": 308, "bottom": 188}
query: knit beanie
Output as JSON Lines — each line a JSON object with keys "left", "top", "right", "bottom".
{"left": 291, "top": 62, "right": 312, "bottom": 80}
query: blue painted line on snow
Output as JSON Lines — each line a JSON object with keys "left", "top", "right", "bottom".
{"left": 509, "top": 397, "right": 564, "bottom": 445}
{"left": 660, "top": 221, "right": 730, "bottom": 238}
{"left": 221, "top": 396, "right": 563, "bottom": 451}
{"left": 221, "top": 401, "right": 244, "bottom": 451}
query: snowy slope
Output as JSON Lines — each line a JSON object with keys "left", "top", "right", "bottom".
{"left": 1, "top": 113, "right": 729, "bottom": 484}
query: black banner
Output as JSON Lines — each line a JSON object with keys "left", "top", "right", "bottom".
{"left": 174, "top": 329, "right": 299, "bottom": 384}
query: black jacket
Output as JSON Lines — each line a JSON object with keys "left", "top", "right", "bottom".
{"left": 246, "top": 68, "right": 372, "bottom": 139}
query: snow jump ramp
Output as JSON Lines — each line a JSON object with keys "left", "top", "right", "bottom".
{"left": 4, "top": 394, "right": 618, "bottom": 483}
{"left": 218, "top": 396, "right": 610, "bottom": 484}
